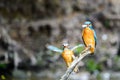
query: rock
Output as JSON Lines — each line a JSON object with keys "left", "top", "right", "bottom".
{"left": 110, "top": 72, "right": 120, "bottom": 80}
{"left": 102, "top": 34, "right": 108, "bottom": 41}
{"left": 100, "top": 72, "right": 110, "bottom": 80}
{"left": 69, "top": 72, "right": 90, "bottom": 80}
{"left": 12, "top": 69, "right": 28, "bottom": 79}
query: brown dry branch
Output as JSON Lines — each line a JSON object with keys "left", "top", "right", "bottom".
{"left": 60, "top": 46, "right": 91, "bottom": 80}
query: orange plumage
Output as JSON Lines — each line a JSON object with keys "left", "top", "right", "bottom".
{"left": 62, "top": 47, "right": 74, "bottom": 67}
{"left": 82, "top": 27, "right": 95, "bottom": 54}
{"left": 61, "top": 44, "right": 79, "bottom": 72}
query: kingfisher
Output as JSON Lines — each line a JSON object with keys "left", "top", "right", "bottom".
{"left": 82, "top": 21, "right": 97, "bottom": 54}
{"left": 46, "top": 43, "right": 84, "bottom": 72}
{"left": 61, "top": 43, "right": 79, "bottom": 72}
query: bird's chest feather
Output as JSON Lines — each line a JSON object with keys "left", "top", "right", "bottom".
{"left": 83, "top": 28, "right": 94, "bottom": 41}
{"left": 62, "top": 50, "right": 73, "bottom": 62}
{"left": 84, "top": 28, "right": 93, "bottom": 35}
{"left": 82, "top": 27, "right": 95, "bottom": 48}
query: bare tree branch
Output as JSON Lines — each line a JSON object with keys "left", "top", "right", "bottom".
{"left": 60, "top": 46, "right": 91, "bottom": 80}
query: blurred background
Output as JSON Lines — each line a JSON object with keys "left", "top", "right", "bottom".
{"left": 0, "top": 0, "right": 120, "bottom": 80}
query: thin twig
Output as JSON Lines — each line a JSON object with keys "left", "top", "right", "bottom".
{"left": 79, "top": 46, "right": 91, "bottom": 56}
{"left": 60, "top": 46, "right": 91, "bottom": 80}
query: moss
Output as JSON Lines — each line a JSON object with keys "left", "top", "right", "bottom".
{"left": 0, "top": 63, "right": 7, "bottom": 68}
{"left": 85, "top": 59, "right": 103, "bottom": 73}
{"left": 104, "top": 20, "right": 110, "bottom": 28}
{"left": 86, "top": 59, "right": 98, "bottom": 72}
{"left": 74, "top": 46, "right": 84, "bottom": 55}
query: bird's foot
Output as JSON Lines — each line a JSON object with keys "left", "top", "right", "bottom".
{"left": 79, "top": 46, "right": 91, "bottom": 56}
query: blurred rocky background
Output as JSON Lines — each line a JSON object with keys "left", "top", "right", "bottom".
{"left": 0, "top": 0, "right": 120, "bottom": 80}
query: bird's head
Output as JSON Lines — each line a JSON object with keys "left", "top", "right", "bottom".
{"left": 82, "top": 21, "right": 92, "bottom": 29}
{"left": 63, "top": 43, "right": 69, "bottom": 48}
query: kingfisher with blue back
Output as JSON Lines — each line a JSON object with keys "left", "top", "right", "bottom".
{"left": 82, "top": 21, "right": 97, "bottom": 54}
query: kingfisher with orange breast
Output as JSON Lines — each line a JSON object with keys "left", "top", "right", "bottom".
{"left": 61, "top": 43, "right": 79, "bottom": 72}
{"left": 82, "top": 21, "right": 97, "bottom": 54}
{"left": 46, "top": 43, "right": 84, "bottom": 72}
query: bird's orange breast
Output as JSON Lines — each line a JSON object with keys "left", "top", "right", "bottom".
{"left": 61, "top": 49, "right": 74, "bottom": 63}
{"left": 82, "top": 27, "right": 95, "bottom": 53}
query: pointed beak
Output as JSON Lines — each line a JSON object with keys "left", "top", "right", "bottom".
{"left": 63, "top": 43, "right": 69, "bottom": 47}
{"left": 82, "top": 25, "right": 87, "bottom": 28}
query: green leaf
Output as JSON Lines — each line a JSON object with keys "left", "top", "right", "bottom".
{"left": 74, "top": 47, "right": 84, "bottom": 55}
{"left": 86, "top": 59, "right": 98, "bottom": 72}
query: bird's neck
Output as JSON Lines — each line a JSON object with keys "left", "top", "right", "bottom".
{"left": 64, "top": 47, "right": 68, "bottom": 50}
{"left": 89, "top": 26, "right": 93, "bottom": 29}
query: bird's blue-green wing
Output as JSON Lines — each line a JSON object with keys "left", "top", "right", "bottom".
{"left": 46, "top": 45, "right": 63, "bottom": 53}
{"left": 90, "top": 26, "right": 97, "bottom": 47}
{"left": 93, "top": 29, "right": 97, "bottom": 47}
{"left": 71, "top": 44, "right": 84, "bottom": 51}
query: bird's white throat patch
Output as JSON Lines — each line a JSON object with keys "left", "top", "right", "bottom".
{"left": 82, "top": 25, "right": 87, "bottom": 28}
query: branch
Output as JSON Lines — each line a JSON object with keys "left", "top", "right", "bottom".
{"left": 71, "top": 44, "right": 84, "bottom": 51}
{"left": 60, "top": 46, "right": 91, "bottom": 80}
